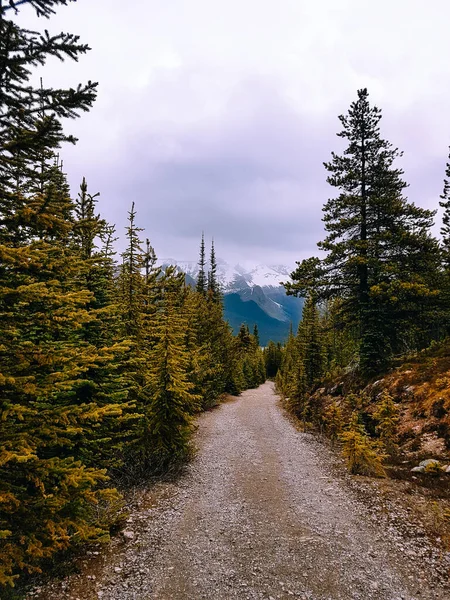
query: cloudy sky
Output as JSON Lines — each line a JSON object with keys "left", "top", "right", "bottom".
{"left": 17, "top": 0, "right": 450, "bottom": 267}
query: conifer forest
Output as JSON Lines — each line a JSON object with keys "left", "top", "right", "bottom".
{"left": 0, "top": 0, "right": 266, "bottom": 588}
{"left": 1, "top": 1, "right": 450, "bottom": 598}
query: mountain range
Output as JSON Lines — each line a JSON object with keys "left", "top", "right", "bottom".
{"left": 162, "top": 258, "right": 304, "bottom": 345}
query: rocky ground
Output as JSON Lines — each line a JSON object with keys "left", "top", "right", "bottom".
{"left": 29, "top": 382, "right": 450, "bottom": 600}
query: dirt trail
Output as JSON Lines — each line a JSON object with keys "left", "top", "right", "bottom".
{"left": 31, "top": 383, "right": 449, "bottom": 600}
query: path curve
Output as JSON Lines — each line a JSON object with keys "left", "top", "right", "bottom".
{"left": 32, "top": 382, "right": 448, "bottom": 600}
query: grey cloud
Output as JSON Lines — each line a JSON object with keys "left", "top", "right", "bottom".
{"left": 18, "top": 0, "right": 449, "bottom": 267}
{"left": 78, "top": 78, "right": 334, "bottom": 264}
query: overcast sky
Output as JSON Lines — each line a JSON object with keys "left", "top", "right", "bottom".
{"left": 17, "top": 0, "right": 450, "bottom": 266}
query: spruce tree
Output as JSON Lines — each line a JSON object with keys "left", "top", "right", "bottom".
{"left": 264, "top": 341, "right": 282, "bottom": 378}
{"left": 323, "top": 402, "right": 344, "bottom": 445}
{"left": 253, "top": 324, "right": 260, "bottom": 347}
{"left": 297, "top": 295, "right": 324, "bottom": 389}
{"left": 144, "top": 268, "right": 200, "bottom": 471}
{"left": 207, "top": 238, "right": 221, "bottom": 302}
{"left": 120, "top": 202, "right": 145, "bottom": 338}
{"left": 373, "top": 390, "right": 399, "bottom": 456}
{"left": 71, "top": 178, "right": 133, "bottom": 470}
{"left": 340, "top": 412, "right": 386, "bottom": 477}
{"left": 0, "top": 169, "right": 123, "bottom": 587}
{"left": 187, "top": 289, "right": 228, "bottom": 408}
{"left": 196, "top": 232, "right": 207, "bottom": 295}
{"left": 288, "top": 89, "right": 439, "bottom": 375}
{"left": 439, "top": 150, "right": 450, "bottom": 335}
{"left": 440, "top": 149, "right": 450, "bottom": 270}
{"left": 0, "top": 0, "right": 97, "bottom": 230}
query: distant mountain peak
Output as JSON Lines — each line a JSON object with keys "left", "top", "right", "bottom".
{"left": 160, "top": 258, "right": 302, "bottom": 344}
{"left": 163, "top": 258, "right": 291, "bottom": 292}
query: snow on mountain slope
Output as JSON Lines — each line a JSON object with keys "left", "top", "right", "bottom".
{"left": 161, "top": 257, "right": 303, "bottom": 344}
{"left": 162, "top": 258, "right": 291, "bottom": 291}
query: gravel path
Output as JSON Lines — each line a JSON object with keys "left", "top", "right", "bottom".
{"left": 31, "top": 382, "right": 449, "bottom": 600}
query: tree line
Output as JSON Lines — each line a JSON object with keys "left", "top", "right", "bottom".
{"left": 0, "top": 0, "right": 265, "bottom": 588}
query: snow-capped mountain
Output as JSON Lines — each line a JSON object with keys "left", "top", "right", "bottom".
{"left": 161, "top": 258, "right": 291, "bottom": 292}
{"left": 161, "top": 258, "right": 303, "bottom": 345}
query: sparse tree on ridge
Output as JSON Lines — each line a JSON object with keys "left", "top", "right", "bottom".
{"left": 440, "top": 148, "right": 450, "bottom": 269}
{"left": 196, "top": 232, "right": 207, "bottom": 295}
{"left": 439, "top": 150, "right": 450, "bottom": 334}
{"left": 207, "top": 238, "right": 221, "bottom": 302}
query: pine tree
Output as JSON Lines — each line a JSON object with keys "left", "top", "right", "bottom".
{"left": 440, "top": 149, "right": 450, "bottom": 271}
{"left": 196, "top": 232, "right": 207, "bottom": 295}
{"left": 120, "top": 202, "right": 145, "bottom": 338}
{"left": 297, "top": 295, "right": 324, "bottom": 389}
{"left": 320, "top": 298, "right": 358, "bottom": 375}
{"left": 0, "top": 0, "right": 97, "bottom": 234}
{"left": 264, "top": 341, "right": 283, "bottom": 378}
{"left": 73, "top": 177, "right": 102, "bottom": 260}
{"left": 0, "top": 170, "right": 123, "bottom": 587}
{"left": 287, "top": 89, "right": 439, "bottom": 375}
{"left": 0, "top": 2, "right": 131, "bottom": 585}
{"left": 207, "top": 238, "right": 220, "bottom": 302}
{"left": 187, "top": 287, "right": 232, "bottom": 408}
{"left": 143, "top": 268, "right": 200, "bottom": 472}
{"left": 439, "top": 150, "right": 450, "bottom": 336}
{"left": 71, "top": 178, "right": 134, "bottom": 470}
{"left": 237, "top": 323, "right": 252, "bottom": 350}
{"left": 373, "top": 390, "right": 399, "bottom": 456}
{"left": 340, "top": 412, "right": 386, "bottom": 477}
{"left": 323, "top": 402, "right": 344, "bottom": 445}
{"left": 253, "top": 324, "right": 260, "bottom": 347}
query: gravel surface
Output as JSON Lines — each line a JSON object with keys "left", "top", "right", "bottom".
{"left": 30, "top": 382, "right": 449, "bottom": 600}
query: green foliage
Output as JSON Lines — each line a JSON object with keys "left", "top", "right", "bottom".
{"left": 196, "top": 233, "right": 207, "bottom": 295}
{"left": 297, "top": 295, "right": 325, "bottom": 388}
{"left": 207, "top": 239, "right": 221, "bottom": 303}
{"left": 0, "top": 172, "right": 129, "bottom": 587}
{"left": 439, "top": 150, "right": 450, "bottom": 337}
{"left": 142, "top": 271, "right": 200, "bottom": 472}
{"left": 373, "top": 390, "right": 400, "bottom": 456}
{"left": 440, "top": 149, "right": 450, "bottom": 271}
{"left": 0, "top": 2, "right": 267, "bottom": 589}
{"left": 234, "top": 325, "right": 266, "bottom": 390}
{"left": 340, "top": 412, "right": 386, "bottom": 477}
{"left": 275, "top": 295, "right": 325, "bottom": 420}
{"left": 264, "top": 341, "right": 283, "bottom": 378}
{"left": 287, "top": 88, "right": 441, "bottom": 376}
{"left": 323, "top": 402, "right": 344, "bottom": 444}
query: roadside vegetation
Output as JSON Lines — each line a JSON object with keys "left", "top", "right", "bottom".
{"left": 0, "top": 1, "right": 265, "bottom": 591}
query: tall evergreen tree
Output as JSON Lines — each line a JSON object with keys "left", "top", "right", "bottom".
{"left": 287, "top": 88, "right": 439, "bottom": 375}
{"left": 71, "top": 178, "right": 133, "bottom": 470}
{"left": 0, "top": 169, "right": 124, "bottom": 587}
{"left": 440, "top": 148, "right": 450, "bottom": 270}
{"left": 207, "top": 238, "right": 221, "bottom": 302}
{"left": 196, "top": 232, "right": 207, "bottom": 295}
{"left": 0, "top": 0, "right": 97, "bottom": 238}
{"left": 297, "top": 295, "right": 324, "bottom": 390}
{"left": 438, "top": 150, "right": 450, "bottom": 336}
{"left": 144, "top": 268, "right": 199, "bottom": 471}
{"left": 253, "top": 324, "right": 260, "bottom": 347}
{"left": 120, "top": 202, "right": 145, "bottom": 338}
